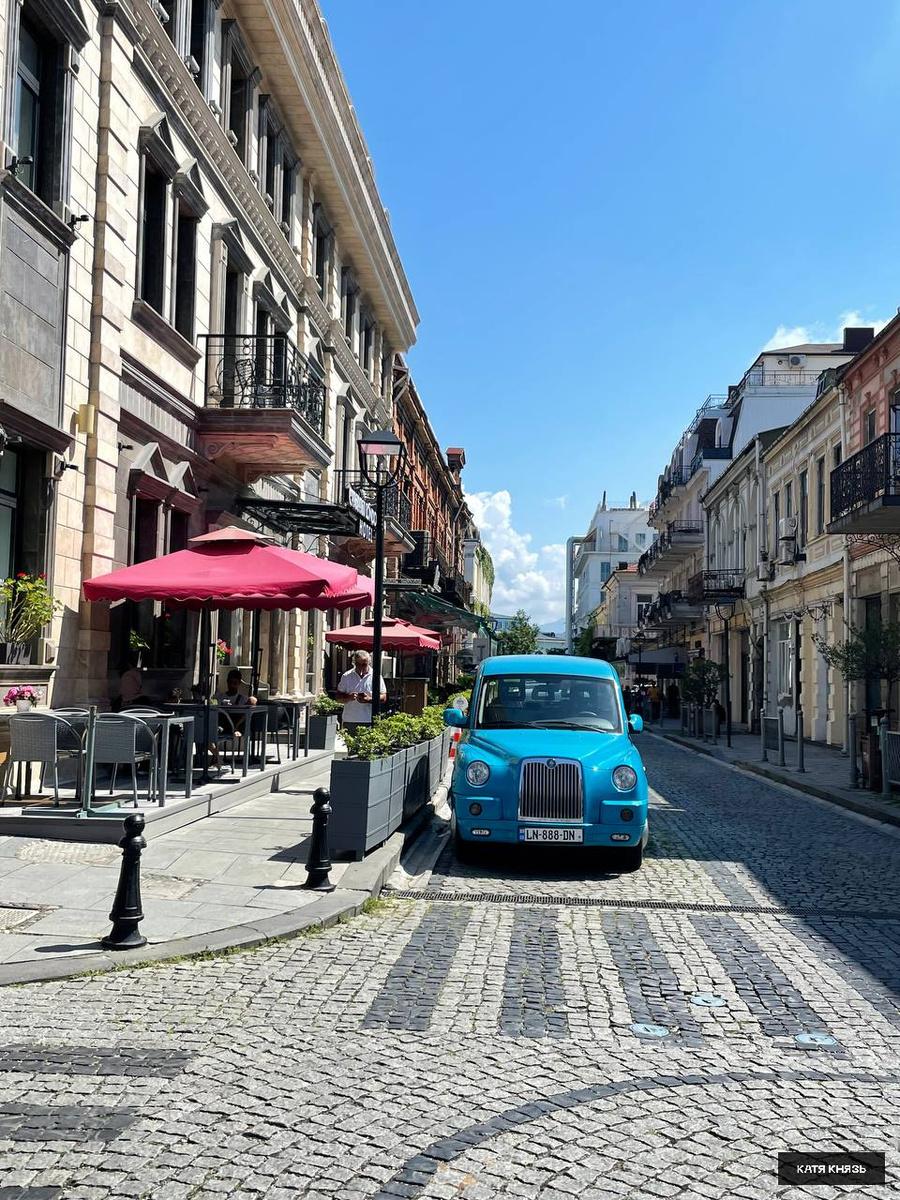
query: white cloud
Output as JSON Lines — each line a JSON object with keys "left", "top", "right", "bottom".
{"left": 465, "top": 490, "right": 566, "bottom": 626}
{"left": 544, "top": 494, "right": 569, "bottom": 510}
{"left": 762, "top": 310, "right": 890, "bottom": 352}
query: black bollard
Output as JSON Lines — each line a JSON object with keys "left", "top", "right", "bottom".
{"left": 102, "top": 813, "right": 148, "bottom": 950}
{"left": 304, "top": 786, "right": 335, "bottom": 892}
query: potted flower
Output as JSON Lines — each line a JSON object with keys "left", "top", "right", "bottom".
{"left": 215, "top": 638, "right": 232, "bottom": 664}
{"left": 128, "top": 629, "right": 150, "bottom": 666}
{"left": 4, "top": 684, "right": 41, "bottom": 712}
{"left": 308, "top": 694, "right": 342, "bottom": 750}
{"left": 0, "top": 572, "right": 60, "bottom": 665}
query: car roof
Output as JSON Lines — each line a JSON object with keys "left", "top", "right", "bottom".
{"left": 479, "top": 655, "right": 620, "bottom": 680}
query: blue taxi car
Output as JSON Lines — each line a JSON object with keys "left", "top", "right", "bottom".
{"left": 444, "top": 655, "right": 649, "bottom": 870}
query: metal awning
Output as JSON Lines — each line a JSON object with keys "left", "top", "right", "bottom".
{"left": 394, "top": 589, "right": 489, "bottom": 635}
{"left": 237, "top": 498, "right": 364, "bottom": 537}
{"left": 627, "top": 646, "right": 685, "bottom": 667}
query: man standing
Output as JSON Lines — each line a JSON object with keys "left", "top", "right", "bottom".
{"left": 337, "top": 650, "right": 387, "bottom": 734}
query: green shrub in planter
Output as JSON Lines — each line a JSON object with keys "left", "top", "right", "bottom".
{"left": 343, "top": 705, "right": 446, "bottom": 761}
{"left": 312, "top": 694, "right": 343, "bottom": 716}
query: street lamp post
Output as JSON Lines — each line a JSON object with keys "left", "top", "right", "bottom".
{"left": 357, "top": 429, "right": 405, "bottom": 722}
{"left": 715, "top": 602, "right": 734, "bottom": 748}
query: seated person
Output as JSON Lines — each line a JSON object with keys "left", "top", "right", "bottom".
{"left": 216, "top": 669, "right": 257, "bottom": 707}
{"left": 116, "top": 654, "right": 155, "bottom": 710}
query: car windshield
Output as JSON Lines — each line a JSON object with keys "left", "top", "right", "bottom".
{"left": 475, "top": 674, "right": 623, "bottom": 733}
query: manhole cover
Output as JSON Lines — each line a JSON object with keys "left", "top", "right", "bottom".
{"left": 16, "top": 841, "right": 119, "bottom": 866}
{"left": 692, "top": 992, "right": 727, "bottom": 1008}
{"left": 0, "top": 906, "right": 46, "bottom": 931}
{"left": 630, "top": 1023, "right": 671, "bottom": 1039}
{"left": 795, "top": 1032, "right": 838, "bottom": 1047}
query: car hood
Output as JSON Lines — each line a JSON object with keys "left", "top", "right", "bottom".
{"left": 464, "top": 727, "right": 638, "bottom": 772}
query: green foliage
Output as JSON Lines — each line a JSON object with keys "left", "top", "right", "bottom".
{"left": 496, "top": 609, "right": 540, "bottom": 656}
{"left": 471, "top": 598, "right": 491, "bottom": 619}
{"left": 128, "top": 629, "right": 150, "bottom": 653}
{"left": 815, "top": 622, "right": 900, "bottom": 695}
{"left": 576, "top": 624, "right": 595, "bottom": 657}
{"left": 681, "top": 658, "right": 727, "bottom": 707}
{"left": 0, "top": 573, "right": 60, "bottom": 646}
{"left": 312, "top": 694, "right": 343, "bottom": 716}
{"left": 344, "top": 704, "right": 446, "bottom": 760}
{"left": 475, "top": 543, "right": 495, "bottom": 592}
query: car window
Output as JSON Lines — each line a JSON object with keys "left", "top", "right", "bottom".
{"left": 475, "top": 674, "right": 622, "bottom": 733}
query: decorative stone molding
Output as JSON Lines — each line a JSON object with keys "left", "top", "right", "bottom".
{"left": 131, "top": 299, "right": 202, "bottom": 367}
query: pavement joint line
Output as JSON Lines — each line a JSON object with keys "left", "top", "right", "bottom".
{"left": 647, "top": 729, "right": 900, "bottom": 839}
{"left": 383, "top": 888, "right": 900, "bottom": 920}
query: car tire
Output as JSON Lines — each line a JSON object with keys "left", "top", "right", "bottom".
{"left": 618, "top": 843, "right": 643, "bottom": 872}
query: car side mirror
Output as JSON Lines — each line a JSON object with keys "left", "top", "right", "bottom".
{"left": 444, "top": 707, "right": 467, "bottom": 728}
{"left": 629, "top": 713, "right": 644, "bottom": 733}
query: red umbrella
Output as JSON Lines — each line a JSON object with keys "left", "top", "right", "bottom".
{"left": 83, "top": 527, "right": 358, "bottom": 606}
{"left": 326, "top": 617, "right": 440, "bottom": 652}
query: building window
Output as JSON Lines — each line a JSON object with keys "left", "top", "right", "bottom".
{"left": 798, "top": 470, "right": 808, "bottom": 549}
{"left": 222, "top": 23, "right": 256, "bottom": 167}
{"left": 0, "top": 446, "right": 48, "bottom": 592}
{"left": 864, "top": 408, "right": 877, "bottom": 445}
{"left": 13, "top": 11, "right": 67, "bottom": 207}
{"left": 139, "top": 163, "right": 168, "bottom": 313}
{"left": 635, "top": 533, "right": 646, "bottom": 546}
{"left": 173, "top": 201, "right": 198, "bottom": 340}
{"left": 784, "top": 481, "right": 793, "bottom": 520}
{"left": 313, "top": 207, "right": 330, "bottom": 296}
{"left": 772, "top": 490, "right": 780, "bottom": 551}
{"left": 189, "top": 0, "right": 210, "bottom": 82}
{"left": 776, "top": 619, "right": 793, "bottom": 698}
{"left": 600, "top": 561, "right": 611, "bottom": 581}
{"left": 833, "top": 443, "right": 842, "bottom": 470}
{"left": 636, "top": 594, "right": 653, "bottom": 623}
{"left": 341, "top": 269, "right": 357, "bottom": 341}
{"left": 816, "top": 456, "right": 825, "bottom": 534}
{"left": 258, "top": 97, "right": 279, "bottom": 208}
{"left": 280, "top": 156, "right": 296, "bottom": 234}
{"left": 361, "top": 318, "right": 374, "bottom": 374}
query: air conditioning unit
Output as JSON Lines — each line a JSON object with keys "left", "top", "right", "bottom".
{"left": 779, "top": 516, "right": 798, "bottom": 539}
{"left": 778, "top": 515, "right": 798, "bottom": 565}
{"left": 757, "top": 561, "right": 774, "bottom": 583}
{"left": 789, "top": 354, "right": 805, "bottom": 367}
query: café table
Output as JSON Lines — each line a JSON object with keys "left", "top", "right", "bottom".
{"left": 122, "top": 710, "right": 194, "bottom": 805}
{"left": 263, "top": 696, "right": 313, "bottom": 759}
{"left": 168, "top": 701, "right": 268, "bottom": 778}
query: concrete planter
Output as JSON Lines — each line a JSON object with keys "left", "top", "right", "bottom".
{"left": 307, "top": 713, "right": 338, "bottom": 751}
{"left": 329, "top": 732, "right": 445, "bottom": 860}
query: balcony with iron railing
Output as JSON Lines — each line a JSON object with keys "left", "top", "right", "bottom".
{"left": 197, "top": 334, "right": 330, "bottom": 481}
{"left": 686, "top": 569, "right": 745, "bottom": 604}
{"left": 829, "top": 433, "right": 900, "bottom": 533}
{"left": 332, "top": 469, "right": 414, "bottom": 557}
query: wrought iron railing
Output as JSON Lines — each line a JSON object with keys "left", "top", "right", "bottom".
{"left": 686, "top": 569, "right": 745, "bottom": 603}
{"left": 667, "top": 521, "right": 703, "bottom": 537}
{"left": 742, "top": 369, "right": 822, "bottom": 388}
{"left": 200, "top": 334, "right": 326, "bottom": 436}
{"left": 332, "top": 469, "right": 413, "bottom": 534}
{"left": 830, "top": 433, "right": 900, "bottom": 524}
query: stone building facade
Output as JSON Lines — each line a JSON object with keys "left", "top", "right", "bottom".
{"left": 0, "top": 0, "right": 430, "bottom": 706}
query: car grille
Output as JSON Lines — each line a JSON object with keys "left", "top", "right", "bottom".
{"left": 518, "top": 758, "right": 583, "bottom": 822}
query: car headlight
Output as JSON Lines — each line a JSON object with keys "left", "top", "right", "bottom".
{"left": 466, "top": 760, "right": 490, "bottom": 787}
{"left": 612, "top": 765, "right": 637, "bottom": 792}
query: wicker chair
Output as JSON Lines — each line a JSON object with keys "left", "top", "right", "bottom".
{"left": 1, "top": 714, "right": 84, "bottom": 807}
{"left": 93, "top": 713, "right": 158, "bottom": 808}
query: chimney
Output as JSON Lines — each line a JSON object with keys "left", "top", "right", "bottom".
{"left": 600, "top": 490, "right": 607, "bottom": 512}
{"left": 843, "top": 326, "right": 875, "bottom": 354}
{"left": 446, "top": 447, "right": 466, "bottom": 482}
{"left": 630, "top": 491, "right": 637, "bottom": 509}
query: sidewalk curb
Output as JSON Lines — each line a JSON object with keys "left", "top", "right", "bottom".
{"left": 0, "top": 767, "right": 453, "bottom": 989}
{"left": 652, "top": 730, "right": 900, "bottom": 831}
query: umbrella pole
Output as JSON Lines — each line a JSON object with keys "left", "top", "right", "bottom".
{"left": 200, "top": 606, "right": 213, "bottom": 786}
{"left": 250, "top": 609, "right": 261, "bottom": 695}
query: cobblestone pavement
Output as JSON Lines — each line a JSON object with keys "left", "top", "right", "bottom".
{"left": 0, "top": 736, "right": 899, "bottom": 1198}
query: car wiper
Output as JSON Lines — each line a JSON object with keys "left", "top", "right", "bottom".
{"left": 529, "top": 720, "right": 616, "bottom": 732}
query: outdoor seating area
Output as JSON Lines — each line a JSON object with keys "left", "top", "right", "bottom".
{"left": 0, "top": 696, "right": 317, "bottom": 814}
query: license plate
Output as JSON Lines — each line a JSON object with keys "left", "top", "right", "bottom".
{"left": 518, "top": 826, "right": 583, "bottom": 843}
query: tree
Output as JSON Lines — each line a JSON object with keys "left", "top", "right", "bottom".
{"left": 496, "top": 609, "right": 540, "bottom": 655}
{"left": 814, "top": 622, "right": 900, "bottom": 720}
{"left": 576, "top": 624, "right": 595, "bottom": 657}
{"left": 681, "top": 658, "right": 727, "bottom": 708}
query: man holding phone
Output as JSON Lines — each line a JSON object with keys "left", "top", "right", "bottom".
{"left": 336, "top": 650, "right": 388, "bottom": 734}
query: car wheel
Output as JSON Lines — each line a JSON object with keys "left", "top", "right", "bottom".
{"left": 618, "top": 842, "right": 643, "bottom": 872}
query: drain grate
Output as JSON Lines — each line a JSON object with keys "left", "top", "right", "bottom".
{"left": 385, "top": 888, "right": 900, "bottom": 921}
{"left": 16, "top": 841, "right": 119, "bottom": 866}
{"left": 0, "top": 905, "right": 49, "bottom": 932}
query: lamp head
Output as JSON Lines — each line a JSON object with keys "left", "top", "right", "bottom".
{"left": 357, "top": 429, "right": 402, "bottom": 460}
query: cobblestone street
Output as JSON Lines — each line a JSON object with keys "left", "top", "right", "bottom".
{"left": 1, "top": 735, "right": 899, "bottom": 1199}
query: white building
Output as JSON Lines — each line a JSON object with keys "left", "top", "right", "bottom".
{"left": 568, "top": 493, "right": 655, "bottom": 649}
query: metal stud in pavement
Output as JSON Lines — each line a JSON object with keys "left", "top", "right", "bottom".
{"left": 691, "top": 992, "right": 727, "bottom": 1007}
{"left": 630, "top": 1023, "right": 671, "bottom": 1038}
{"left": 795, "top": 1032, "right": 838, "bottom": 1047}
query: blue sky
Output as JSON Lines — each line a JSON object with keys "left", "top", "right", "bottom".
{"left": 320, "top": 0, "right": 900, "bottom": 623}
